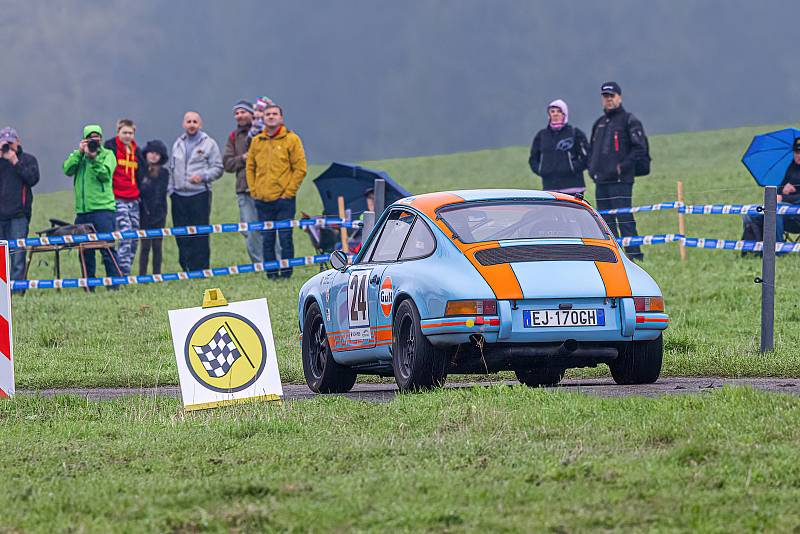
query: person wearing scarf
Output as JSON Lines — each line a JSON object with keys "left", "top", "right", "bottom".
{"left": 528, "top": 99, "right": 589, "bottom": 194}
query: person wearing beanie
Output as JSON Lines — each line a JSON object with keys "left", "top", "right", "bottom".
{"left": 249, "top": 96, "right": 274, "bottom": 140}
{"left": 104, "top": 118, "right": 146, "bottom": 275}
{"left": 528, "top": 99, "right": 589, "bottom": 194}
{"left": 223, "top": 99, "right": 263, "bottom": 264}
{"left": 0, "top": 127, "right": 39, "bottom": 292}
{"left": 588, "top": 81, "right": 649, "bottom": 261}
{"left": 139, "top": 139, "right": 170, "bottom": 275}
{"left": 63, "top": 124, "right": 123, "bottom": 282}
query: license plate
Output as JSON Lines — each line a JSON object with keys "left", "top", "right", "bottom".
{"left": 523, "top": 309, "right": 605, "bottom": 328}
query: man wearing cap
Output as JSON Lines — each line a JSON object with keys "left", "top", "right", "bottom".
{"left": 169, "top": 111, "right": 224, "bottom": 271}
{"left": 246, "top": 104, "right": 307, "bottom": 279}
{"left": 63, "top": 125, "right": 123, "bottom": 281}
{"left": 223, "top": 100, "right": 263, "bottom": 264}
{"left": 588, "top": 81, "right": 648, "bottom": 261}
{"left": 0, "top": 127, "right": 40, "bottom": 290}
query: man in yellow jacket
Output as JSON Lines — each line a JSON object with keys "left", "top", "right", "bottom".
{"left": 246, "top": 104, "right": 307, "bottom": 278}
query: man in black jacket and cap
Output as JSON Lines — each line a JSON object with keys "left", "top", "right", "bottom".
{"left": 0, "top": 127, "right": 39, "bottom": 290}
{"left": 588, "top": 82, "right": 648, "bottom": 261}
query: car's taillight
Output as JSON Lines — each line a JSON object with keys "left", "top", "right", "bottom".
{"left": 634, "top": 296, "right": 664, "bottom": 312}
{"left": 445, "top": 299, "right": 498, "bottom": 316}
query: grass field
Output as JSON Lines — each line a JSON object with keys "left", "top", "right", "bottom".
{"left": 11, "top": 123, "right": 800, "bottom": 389}
{"left": 2, "top": 386, "right": 799, "bottom": 531}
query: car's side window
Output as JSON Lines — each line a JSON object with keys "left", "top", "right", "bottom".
{"left": 368, "top": 210, "right": 416, "bottom": 263}
{"left": 399, "top": 219, "right": 436, "bottom": 261}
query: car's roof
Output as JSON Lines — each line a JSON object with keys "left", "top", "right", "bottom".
{"left": 393, "top": 189, "right": 591, "bottom": 218}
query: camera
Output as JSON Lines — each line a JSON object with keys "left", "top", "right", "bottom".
{"left": 87, "top": 139, "right": 100, "bottom": 152}
{"left": 0, "top": 143, "right": 10, "bottom": 154}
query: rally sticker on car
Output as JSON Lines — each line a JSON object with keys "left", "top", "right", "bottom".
{"left": 348, "top": 270, "right": 371, "bottom": 341}
{"left": 380, "top": 277, "right": 394, "bottom": 316}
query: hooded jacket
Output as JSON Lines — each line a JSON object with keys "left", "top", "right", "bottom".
{"left": 246, "top": 126, "right": 307, "bottom": 202}
{"left": 0, "top": 146, "right": 39, "bottom": 220}
{"left": 529, "top": 124, "right": 589, "bottom": 191}
{"left": 168, "top": 131, "right": 223, "bottom": 196}
{"left": 104, "top": 136, "right": 145, "bottom": 200}
{"left": 63, "top": 125, "right": 117, "bottom": 213}
{"left": 588, "top": 105, "right": 647, "bottom": 184}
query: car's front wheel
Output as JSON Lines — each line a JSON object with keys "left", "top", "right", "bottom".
{"left": 302, "top": 302, "right": 357, "bottom": 393}
{"left": 392, "top": 299, "right": 447, "bottom": 392}
{"left": 515, "top": 367, "right": 565, "bottom": 387}
{"left": 609, "top": 334, "right": 663, "bottom": 385}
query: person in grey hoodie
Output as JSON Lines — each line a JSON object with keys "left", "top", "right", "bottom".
{"left": 169, "top": 111, "right": 223, "bottom": 271}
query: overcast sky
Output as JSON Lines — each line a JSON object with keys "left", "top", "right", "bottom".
{"left": 2, "top": 0, "right": 798, "bottom": 191}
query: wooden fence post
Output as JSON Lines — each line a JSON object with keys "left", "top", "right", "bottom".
{"left": 677, "top": 181, "right": 687, "bottom": 261}
{"left": 337, "top": 196, "right": 349, "bottom": 254}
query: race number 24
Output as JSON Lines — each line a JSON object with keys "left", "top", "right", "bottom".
{"left": 348, "top": 271, "right": 370, "bottom": 328}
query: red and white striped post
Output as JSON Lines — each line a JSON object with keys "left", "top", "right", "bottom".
{"left": 0, "top": 241, "right": 14, "bottom": 397}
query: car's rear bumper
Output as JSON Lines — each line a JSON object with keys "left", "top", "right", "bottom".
{"left": 421, "top": 298, "right": 668, "bottom": 346}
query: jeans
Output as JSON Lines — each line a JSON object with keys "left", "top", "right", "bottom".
{"left": 75, "top": 210, "right": 122, "bottom": 279}
{"left": 0, "top": 217, "right": 29, "bottom": 289}
{"left": 595, "top": 182, "right": 643, "bottom": 260}
{"left": 171, "top": 191, "right": 212, "bottom": 271}
{"left": 742, "top": 202, "right": 800, "bottom": 242}
{"left": 237, "top": 192, "right": 263, "bottom": 264}
{"left": 115, "top": 199, "right": 140, "bottom": 275}
{"left": 255, "top": 197, "right": 296, "bottom": 278}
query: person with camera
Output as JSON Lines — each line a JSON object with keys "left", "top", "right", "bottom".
{"left": 104, "top": 118, "right": 145, "bottom": 275}
{"left": 63, "top": 124, "right": 123, "bottom": 283}
{"left": 0, "top": 127, "right": 39, "bottom": 292}
{"left": 169, "top": 111, "right": 223, "bottom": 271}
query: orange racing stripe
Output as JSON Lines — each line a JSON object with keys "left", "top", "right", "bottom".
{"left": 583, "top": 238, "right": 632, "bottom": 297}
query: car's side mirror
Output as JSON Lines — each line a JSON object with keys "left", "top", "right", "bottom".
{"left": 330, "top": 250, "right": 349, "bottom": 272}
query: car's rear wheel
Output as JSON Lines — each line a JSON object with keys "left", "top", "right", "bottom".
{"left": 302, "top": 302, "right": 357, "bottom": 393}
{"left": 515, "top": 367, "right": 565, "bottom": 387}
{"left": 392, "top": 299, "right": 447, "bottom": 392}
{"left": 609, "top": 334, "right": 663, "bottom": 385}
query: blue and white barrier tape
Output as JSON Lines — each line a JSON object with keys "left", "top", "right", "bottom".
{"left": 617, "top": 234, "right": 800, "bottom": 253}
{"left": 11, "top": 254, "right": 339, "bottom": 290}
{"left": 598, "top": 202, "right": 683, "bottom": 215}
{"left": 617, "top": 234, "right": 683, "bottom": 246}
{"left": 10, "top": 217, "right": 362, "bottom": 250}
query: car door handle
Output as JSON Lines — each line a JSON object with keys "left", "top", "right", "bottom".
{"left": 370, "top": 275, "right": 380, "bottom": 286}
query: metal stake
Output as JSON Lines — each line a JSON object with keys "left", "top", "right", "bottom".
{"left": 374, "top": 178, "right": 386, "bottom": 217}
{"left": 761, "top": 186, "right": 776, "bottom": 353}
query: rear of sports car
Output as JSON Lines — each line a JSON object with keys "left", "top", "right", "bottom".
{"left": 421, "top": 196, "right": 668, "bottom": 384}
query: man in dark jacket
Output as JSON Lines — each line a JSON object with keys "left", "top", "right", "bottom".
{"left": 223, "top": 100, "right": 263, "bottom": 264}
{"left": 529, "top": 99, "right": 589, "bottom": 194}
{"left": 0, "top": 127, "right": 39, "bottom": 290}
{"left": 588, "top": 82, "right": 648, "bottom": 261}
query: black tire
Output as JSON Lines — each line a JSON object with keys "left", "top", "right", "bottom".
{"left": 609, "top": 334, "right": 663, "bottom": 385}
{"left": 515, "top": 367, "right": 565, "bottom": 387}
{"left": 302, "top": 302, "right": 357, "bottom": 393}
{"left": 392, "top": 299, "right": 448, "bottom": 392}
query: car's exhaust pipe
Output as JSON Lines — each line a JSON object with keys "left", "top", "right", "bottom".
{"left": 557, "top": 339, "right": 578, "bottom": 356}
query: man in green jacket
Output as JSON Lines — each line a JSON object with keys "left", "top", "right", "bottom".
{"left": 63, "top": 124, "right": 123, "bottom": 282}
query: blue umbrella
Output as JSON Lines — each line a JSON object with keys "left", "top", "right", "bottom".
{"left": 742, "top": 127, "right": 800, "bottom": 186}
{"left": 313, "top": 162, "right": 411, "bottom": 217}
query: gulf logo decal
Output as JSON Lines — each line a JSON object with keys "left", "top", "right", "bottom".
{"left": 380, "top": 277, "right": 394, "bottom": 316}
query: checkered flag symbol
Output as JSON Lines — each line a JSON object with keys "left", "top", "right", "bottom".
{"left": 192, "top": 325, "right": 243, "bottom": 378}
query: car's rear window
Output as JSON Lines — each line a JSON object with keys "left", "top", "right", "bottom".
{"left": 438, "top": 201, "right": 607, "bottom": 243}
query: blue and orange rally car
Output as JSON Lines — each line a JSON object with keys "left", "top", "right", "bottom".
{"left": 297, "top": 189, "right": 669, "bottom": 392}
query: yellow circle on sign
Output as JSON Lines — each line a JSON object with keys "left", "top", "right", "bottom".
{"left": 184, "top": 312, "right": 267, "bottom": 393}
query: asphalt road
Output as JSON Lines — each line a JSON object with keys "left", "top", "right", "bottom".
{"left": 21, "top": 377, "right": 800, "bottom": 403}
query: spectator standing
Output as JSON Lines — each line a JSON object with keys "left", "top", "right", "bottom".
{"left": 104, "top": 119, "right": 145, "bottom": 275}
{"left": 169, "top": 111, "right": 223, "bottom": 271}
{"left": 63, "top": 125, "right": 122, "bottom": 281}
{"left": 246, "top": 104, "right": 307, "bottom": 279}
{"left": 0, "top": 127, "right": 39, "bottom": 291}
{"left": 529, "top": 99, "right": 589, "bottom": 194}
{"left": 139, "top": 140, "right": 170, "bottom": 275}
{"left": 248, "top": 96, "right": 273, "bottom": 143}
{"left": 588, "top": 82, "right": 648, "bottom": 261}
{"left": 223, "top": 100, "right": 263, "bottom": 264}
